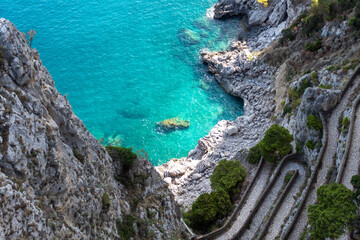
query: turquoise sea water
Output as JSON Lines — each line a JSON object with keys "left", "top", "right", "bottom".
{"left": 2, "top": 0, "right": 243, "bottom": 165}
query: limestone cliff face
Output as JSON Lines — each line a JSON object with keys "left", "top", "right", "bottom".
{"left": 0, "top": 19, "right": 186, "bottom": 240}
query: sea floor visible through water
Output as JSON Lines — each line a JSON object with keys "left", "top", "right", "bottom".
{"left": 2, "top": 0, "right": 244, "bottom": 165}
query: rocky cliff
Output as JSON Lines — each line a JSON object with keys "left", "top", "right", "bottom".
{"left": 0, "top": 18, "right": 187, "bottom": 240}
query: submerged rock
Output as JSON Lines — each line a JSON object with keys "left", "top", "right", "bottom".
{"left": 199, "top": 79, "right": 210, "bottom": 90}
{"left": 156, "top": 117, "right": 190, "bottom": 132}
{"left": 107, "top": 134, "right": 123, "bottom": 146}
{"left": 178, "top": 28, "right": 201, "bottom": 45}
{"left": 116, "top": 107, "right": 148, "bottom": 119}
{"left": 193, "top": 16, "right": 211, "bottom": 30}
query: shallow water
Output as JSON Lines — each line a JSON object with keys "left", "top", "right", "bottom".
{"left": 2, "top": 0, "right": 244, "bottom": 165}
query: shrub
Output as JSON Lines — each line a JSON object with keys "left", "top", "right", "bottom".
{"left": 318, "top": 83, "right": 332, "bottom": 89}
{"left": 306, "top": 140, "right": 316, "bottom": 150}
{"left": 351, "top": 175, "right": 360, "bottom": 204}
{"left": 302, "top": 13, "right": 323, "bottom": 36}
{"left": 117, "top": 214, "right": 135, "bottom": 240}
{"left": 291, "top": 98, "right": 302, "bottom": 109}
{"left": 305, "top": 38, "right": 322, "bottom": 52}
{"left": 282, "top": 104, "right": 292, "bottom": 116}
{"left": 348, "top": 17, "right": 360, "bottom": 29}
{"left": 308, "top": 183, "right": 357, "bottom": 239}
{"left": 342, "top": 116, "right": 350, "bottom": 128}
{"left": 307, "top": 114, "right": 323, "bottom": 131}
{"left": 280, "top": 28, "right": 296, "bottom": 43}
{"left": 258, "top": 124, "right": 293, "bottom": 163}
{"left": 106, "top": 146, "right": 137, "bottom": 171}
{"left": 210, "top": 159, "right": 246, "bottom": 196}
{"left": 310, "top": 71, "right": 319, "bottom": 84}
{"left": 248, "top": 144, "right": 261, "bottom": 164}
{"left": 184, "top": 189, "right": 232, "bottom": 232}
{"left": 326, "top": 65, "right": 341, "bottom": 71}
{"left": 338, "top": 0, "right": 356, "bottom": 11}
{"left": 284, "top": 172, "right": 294, "bottom": 183}
{"left": 298, "top": 78, "right": 312, "bottom": 95}
{"left": 288, "top": 87, "right": 300, "bottom": 102}
{"left": 102, "top": 192, "right": 111, "bottom": 209}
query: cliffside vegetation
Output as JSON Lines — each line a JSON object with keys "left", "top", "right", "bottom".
{"left": 183, "top": 159, "right": 246, "bottom": 233}
{"left": 308, "top": 176, "right": 360, "bottom": 239}
{"left": 105, "top": 146, "right": 137, "bottom": 172}
{"left": 248, "top": 124, "right": 293, "bottom": 164}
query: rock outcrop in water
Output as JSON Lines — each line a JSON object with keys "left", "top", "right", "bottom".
{"left": 0, "top": 18, "right": 188, "bottom": 239}
{"left": 156, "top": 117, "right": 190, "bottom": 132}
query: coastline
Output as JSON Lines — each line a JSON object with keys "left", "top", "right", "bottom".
{"left": 155, "top": 0, "right": 302, "bottom": 207}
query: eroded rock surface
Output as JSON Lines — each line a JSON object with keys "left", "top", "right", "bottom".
{"left": 0, "top": 18, "right": 187, "bottom": 239}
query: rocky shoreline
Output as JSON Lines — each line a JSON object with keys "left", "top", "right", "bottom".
{"left": 157, "top": 0, "right": 360, "bottom": 218}
{"left": 156, "top": 0, "right": 309, "bottom": 207}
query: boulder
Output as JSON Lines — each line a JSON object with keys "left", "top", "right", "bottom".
{"left": 226, "top": 126, "right": 238, "bottom": 136}
{"left": 301, "top": 87, "right": 340, "bottom": 113}
{"left": 178, "top": 28, "right": 201, "bottom": 45}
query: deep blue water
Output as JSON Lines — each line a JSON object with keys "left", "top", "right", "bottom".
{"left": 2, "top": 0, "right": 243, "bottom": 165}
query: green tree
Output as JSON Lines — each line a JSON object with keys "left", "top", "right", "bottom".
{"left": 308, "top": 183, "right": 357, "bottom": 239}
{"left": 351, "top": 175, "right": 360, "bottom": 204}
{"left": 106, "top": 146, "right": 137, "bottom": 171}
{"left": 248, "top": 144, "right": 262, "bottom": 164}
{"left": 258, "top": 124, "right": 293, "bottom": 162}
{"left": 210, "top": 159, "right": 246, "bottom": 196}
{"left": 307, "top": 114, "right": 323, "bottom": 131}
{"left": 185, "top": 192, "right": 217, "bottom": 232}
{"left": 116, "top": 214, "right": 135, "bottom": 240}
{"left": 210, "top": 188, "right": 233, "bottom": 219}
{"left": 184, "top": 189, "right": 232, "bottom": 232}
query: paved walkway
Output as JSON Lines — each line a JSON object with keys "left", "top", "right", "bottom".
{"left": 337, "top": 102, "right": 360, "bottom": 240}
{"left": 240, "top": 161, "right": 306, "bottom": 240}
{"left": 340, "top": 103, "right": 360, "bottom": 189}
{"left": 216, "top": 162, "right": 272, "bottom": 240}
{"left": 265, "top": 162, "right": 307, "bottom": 240}
{"left": 288, "top": 76, "right": 360, "bottom": 239}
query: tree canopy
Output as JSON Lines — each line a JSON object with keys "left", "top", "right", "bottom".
{"left": 248, "top": 144, "right": 262, "bottom": 164}
{"left": 308, "top": 183, "right": 357, "bottom": 239}
{"left": 351, "top": 175, "right": 360, "bottom": 204}
{"left": 105, "top": 146, "right": 137, "bottom": 171}
{"left": 184, "top": 188, "right": 232, "bottom": 232}
{"left": 258, "top": 124, "right": 293, "bottom": 162}
{"left": 210, "top": 159, "right": 246, "bottom": 196}
{"left": 184, "top": 159, "right": 246, "bottom": 233}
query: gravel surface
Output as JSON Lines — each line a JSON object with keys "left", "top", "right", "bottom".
{"left": 289, "top": 77, "right": 360, "bottom": 239}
